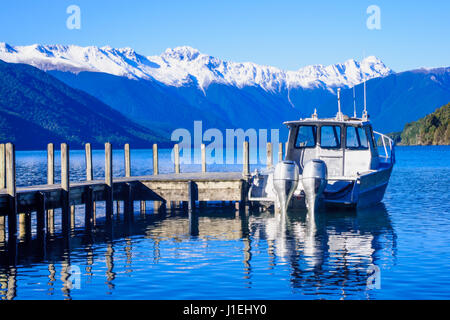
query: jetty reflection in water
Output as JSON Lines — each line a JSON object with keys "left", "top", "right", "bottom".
{"left": 0, "top": 203, "right": 396, "bottom": 299}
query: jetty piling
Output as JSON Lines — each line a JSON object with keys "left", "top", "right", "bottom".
{"left": 84, "top": 143, "right": 95, "bottom": 226}
{"left": 85, "top": 143, "right": 93, "bottom": 181}
{"left": 0, "top": 144, "right": 5, "bottom": 189}
{"left": 0, "top": 215, "right": 5, "bottom": 243}
{"left": 36, "top": 192, "right": 46, "bottom": 237}
{"left": 70, "top": 205, "right": 76, "bottom": 229}
{"left": 6, "top": 143, "right": 17, "bottom": 240}
{"left": 61, "top": 143, "right": 70, "bottom": 234}
{"left": 278, "top": 142, "right": 283, "bottom": 162}
{"left": 124, "top": 143, "right": 131, "bottom": 177}
{"left": 187, "top": 180, "right": 196, "bottom": 212}
{"left": 267, "top": 142, "right": 273, "bottom": 168}
{"left": 243, "top": 141, "right": 250, "bottom": 177}
{"left": 201, "top": 144, "right": 206, "bottom": 173}
{"left": 47, "top": 143, "right": 54, "bottom": 234}
{"left": 153, "top": 143, "right": 158, "bottom": 175}
{"left": 105, "top": 142, "right": 113, "bottom": 219}
{"left": 199, "top": 144, "right": 207, "bottom": 209}
{"left": 174, "top": 144, "right": 180, "bottom": 174}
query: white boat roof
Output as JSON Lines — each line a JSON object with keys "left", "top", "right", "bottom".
{"left": 284, "top": 116, "right": 371, "bottom": 127}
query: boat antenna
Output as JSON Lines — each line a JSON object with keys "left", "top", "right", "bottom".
{"left": 336, "top": 88, "right": 344, "bottom": 121}
{"left": 353, "top": 86, "right": 356, "bottom": 118}
{"left": 362, "top": 51, "right": 368, "bottom": 121}
{"left": 362, "top": 78, "right": 368, "bottom": 120}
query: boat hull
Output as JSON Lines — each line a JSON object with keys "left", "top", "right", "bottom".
{"left": 323, "top": 165, "right": 393, "bottom": 209}
{"left": 249, "top": 163, "right": 393, "bottom": 211}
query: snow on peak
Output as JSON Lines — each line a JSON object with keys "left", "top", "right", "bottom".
{"left": 0, "top": 43, "right": 393, "bottom": 90}
{"left": 0, "top": 42, "right": 16, "bottom": 53}
{"left": 362, "top": 55, "right": 382, "bottom": 64}
{"left": 162, "top": 46, "right": 201, "bottom": 61}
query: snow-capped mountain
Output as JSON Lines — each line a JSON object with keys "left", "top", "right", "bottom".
{"left": 0, "top": 42, "right": 393, "bottom": 91}
{"left": 0, "top": 42, "right": 448, "bottom": 142}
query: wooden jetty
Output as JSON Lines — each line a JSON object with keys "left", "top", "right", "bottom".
{"left": 0, "top": 141, "right": 280, "bottom": 241}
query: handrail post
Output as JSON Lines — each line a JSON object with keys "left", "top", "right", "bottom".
{"left": 374, "top": 131, "right": 394, "bottom": 161}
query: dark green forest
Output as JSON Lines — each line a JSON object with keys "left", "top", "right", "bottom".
{"left": 400, "top": 103, "right": 449, "bottom": 145}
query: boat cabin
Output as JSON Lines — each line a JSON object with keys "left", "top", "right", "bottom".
{"left": 284, "top": 117, "right": 380, "bottom": 178}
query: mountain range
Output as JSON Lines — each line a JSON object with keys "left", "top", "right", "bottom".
{"left": 0, "top": 43, "right": 392, "bottom": 91}
{"left": 0, "top": 42, "right": 449, "bottom": 148}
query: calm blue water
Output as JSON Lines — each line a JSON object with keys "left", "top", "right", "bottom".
{"left": 0, "top": 146, "right": 449, "bottom": 300}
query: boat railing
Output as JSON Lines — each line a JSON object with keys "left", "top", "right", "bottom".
{"left": 373, "top": 131, "right": 396, "bottom": 164}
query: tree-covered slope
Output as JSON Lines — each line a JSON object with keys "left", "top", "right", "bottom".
{"left": 0, "top": 60, "right": 169, "bottom": 150}
{"left": 400, "top": 103, "right": 449, "bottom": 145}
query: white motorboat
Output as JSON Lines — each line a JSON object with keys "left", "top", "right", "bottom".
{"left": 248, "top": 87, "right": 395, "bottom": 213}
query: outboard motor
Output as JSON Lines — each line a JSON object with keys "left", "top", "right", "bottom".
{"left": 302, "top": 159, "right": 327, "bottom": 213}
{"left": 273, "top": 161, "right": 299, "bottom": 214}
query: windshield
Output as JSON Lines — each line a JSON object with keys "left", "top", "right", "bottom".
{"left": 346, "top": 126, "right": 369, "bottom": 149}
{"left": 320, "top": 125, "right": 341, "bottom": 148}
{"left": 295, "top": 125, "right": 317, "bottom": 148}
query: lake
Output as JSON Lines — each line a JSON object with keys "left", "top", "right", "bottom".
{"left": 0, "top": 146, "right": 449, "bottom": 299}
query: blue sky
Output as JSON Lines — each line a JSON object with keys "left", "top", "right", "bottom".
{"left": 0, "top": 0, "right": 448, "bottom": 72}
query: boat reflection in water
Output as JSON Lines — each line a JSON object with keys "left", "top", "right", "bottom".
{"left": 0, "top": 203, "right": 396, "bottom": 299}
{"left": 256, "top": 205, "right": 397, "bottom": 296}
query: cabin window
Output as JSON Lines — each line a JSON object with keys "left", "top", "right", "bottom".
{"left": 346, "top": 126, "right": 369, "bottom": 149}
{"left": 358, "top": 127, "right": 369, "bottom": 148}
{"left": 346, "top": 127, "right": 359, "bottom": 148}
{"left": 295, "top": 125, "right": 317, "bottom": 148}
{"left": 320, "top": 125, "right": 341, "bottom": 148}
